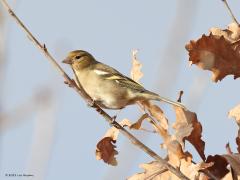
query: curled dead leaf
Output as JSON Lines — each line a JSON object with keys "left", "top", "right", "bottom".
{"left": 228, "top": 104, "right": 240, "bottom": 154}
{"left": 179, "top": 157, "right": 213, "bottom": 180}
{"left": 236, "top": 137, "right": 240, "bottom": 154}
{"left": 222, "top": 154, "right": 240, "bottom": 176}
{"left": 130, "top": 113, "right": 149, "bottom": 130}
{"left": 186, "top": 34, "right": 240, "bottom": 82}
{"left": 173, "top": 106, "right": 206, "bottom": 161}
{"left": 95, "top": 119, "right": 131, "bottom": 166}
{"left": 104, "top": 119, "right": 131, "bottom": 140}
{"left": 228, "top": 104, "right": 240, "bottom": 125}
{"left": 141, "top": 101, "right": 169, "bottom": 131}
{"left": 127, "top": 161, "right": 167, "bottom": 180}
{"left": 205, "top": 155, "right": 229, "bottom": 179}
{"left": 165, "top": 139, "right": 187, "bottom": 167}
{"left": 128, "top": 157, "right": 213, "bottom": 180}
{"left": 210, "top": 22, "right": 240, "bottom": 43}
{"left": 96, "top": 137, "right": 118, "bottom": 166}
{"left": 131, "top": 49, "right": 143, "bottom": 82}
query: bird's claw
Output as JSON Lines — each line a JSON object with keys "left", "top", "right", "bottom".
{"left": 111, "top": 115, "right": 117, "bottom": 125}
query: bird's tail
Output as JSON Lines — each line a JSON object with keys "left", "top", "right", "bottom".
{"left": 142, "top": 91, "right": 186, "bottom": 109}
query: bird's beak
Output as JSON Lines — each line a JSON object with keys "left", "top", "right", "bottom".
{"left": 62, "top": 57, "right": 73, "bottom": 65}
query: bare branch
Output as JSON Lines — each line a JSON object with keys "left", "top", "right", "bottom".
{"left": 0, "top": 0, "right": 190, "bottom": 179}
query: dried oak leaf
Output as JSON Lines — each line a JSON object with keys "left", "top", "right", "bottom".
{"left": 222, "top": 154, "right": 240, "bottom": 176}
{"left": 128, "top": 157, "right": 213, "bottom": 180}
{"left": 186, "top": 34, "right": 240, "bottom": 82}
{"left": 178, "top": 157, "right": 213, "bottom": 180}
{"left": 130, "top": 50, "right": 169, "bottom": 131}
{"left": 210, "top": 22, "right": 240, "bottom": 43}
{"left": 228, "top": 104, "right": 240, "bottom": 125}
{"left": 141, "top": 101, "right": 169, "bottom": 130}
{"left": 205, "top": 155, "right": 229, "bottom": 179}
{"left": 164, "top": 139, "right": 187, "bottom": 166}
{"left": 140, "top": 103, "right": 185, "bottom": 162}
{"left": 172, "top": 122, "right": 193, "bottom": 149}
{"left": 127, "top": 161, "right": 167, "bottom": 180}
{"left": 95, "top": 119, "right": 131, "bottom": 166}
{"left": 228, "top": 104, "right": 240, "bottom": 153}
{"left": 130, "top": 49, "right": 143, "bottom": 82}
{"left": 236, "top": 137, "right": 240, "bottom": 154}
{"left": 222, "top": 172, "right": 234, "bottom": 180}
{"left": 172, "top": 106, "right": 206, "bottom": 161}
{"left": 130, "top": 113, "right": 149, "bottom": 130}
{"left": 96, "top": 137, "right": 118, "bottom": 166}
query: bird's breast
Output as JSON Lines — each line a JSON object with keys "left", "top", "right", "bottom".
{"left": 75, "top": 70, "right": 135, "bottom": 109}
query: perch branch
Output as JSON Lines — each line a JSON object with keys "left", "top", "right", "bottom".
{"left": 0, "top": 0, "right": 190, "bottom": 179}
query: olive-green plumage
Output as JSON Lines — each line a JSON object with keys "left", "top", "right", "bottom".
{"left": 63, "top": 50, "right": 186, "bottom": 109}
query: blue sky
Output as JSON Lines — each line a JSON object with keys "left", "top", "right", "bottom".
{"left": 1, "top": 0, "right": 240, "bottom": 179}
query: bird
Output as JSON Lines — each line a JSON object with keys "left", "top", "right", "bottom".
{"left": 62, "top": 50, "right": 186, "bottom": 110}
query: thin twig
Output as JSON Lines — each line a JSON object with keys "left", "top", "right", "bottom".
{"left": 0, "top": 0, "right": 190, "bottom": 179}
{"left": 222, "top": 0, "right": 239, "bottom": 25}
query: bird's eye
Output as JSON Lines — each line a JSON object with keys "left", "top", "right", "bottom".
{"left": 75, "top": 55, "right": 81, "bottom": 59}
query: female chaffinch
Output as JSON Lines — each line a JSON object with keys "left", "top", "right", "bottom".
{"left": 63, "top": 50, "right": 186, "bottom": 109}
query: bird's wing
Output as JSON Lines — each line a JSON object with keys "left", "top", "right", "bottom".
{"left": 93, "top": 62, "right": 146, "bottom": 92}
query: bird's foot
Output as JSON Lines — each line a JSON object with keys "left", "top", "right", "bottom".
{"left": 111, "top": 115, "right": 117, "bottom": 125}
{"left": 110, "top": 109, "right": 123, "bottom": 125}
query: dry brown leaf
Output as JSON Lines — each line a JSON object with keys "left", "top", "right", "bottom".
{"left": 164, "top": 139, "right": 187, "bottom": 167}
{"left": 186, "top": 34, "right": 240, "bottom": 82}
{"left": 128, "top": 157, "right": 213, "bottom": 180}
{"left": 104, "top": 119, "right": 131, "bottom": 140}
{"left": 236, "top": 137, "right": 240, "bottom": 154}
{"left": 127, "top": 161, "right": 167, "bottom": 180}
{"left": 222, "top": 172, "right": 235, "bottom": 180}
{"left": 173, "top": 124, "right": 193, "bottom": 148}
{"left": 141, "top": 101, "right": 169, "bottom": 130}
{"left": 173, "top": 106, "right": 206, "bottom": 161}
{"left": 222, "top": 154, "right": 240, "bottom": 176}
{"left": 228, "top": 104, "right": 240, "bottom": 154}
{"left": 96, "top": 137, "right": 118, "bottom": 166}
{"left": 130, "top": 113, "right": 149, "bottom": 130}
{"left": 229, "top": 104, "right": 240, "bottom": 125}
{"left": 141, "top": 101, "right": 186, "bottom": 163}
{"left": 226, "top": 22, "right": 240, "bottom": 41}
{"left": 179, "top": 157, "right": 213, "bottom": 180}
{"left": 205, "top": 155, "right": 229, "bottom": 179}
{"left": 210, "top": 22, "right": 240, "bottom": 43}
{"left": 159, "top": 132, "right": 189, "bottom": 167}
{"left": 95, "top": 119, "right": 131, "bottom": 166}
{"left": 131, "top": 49, "right": 143, "bottom": 82}
{"left": 130, "top": 50, "right": 169, "bottom": 132}
{"left": 161, "top": 123, "right": 189, "bottom": 166}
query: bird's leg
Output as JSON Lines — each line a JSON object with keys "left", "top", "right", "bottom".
{"left": 111, "top": 109, "right": 122, "bottom": 124}
{"left": 111, "top": 115, "right": 117, "bottom": 125}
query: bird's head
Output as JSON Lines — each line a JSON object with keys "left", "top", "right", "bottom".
{"left": 62, "top": 50, "right": 95, "bottom": 69}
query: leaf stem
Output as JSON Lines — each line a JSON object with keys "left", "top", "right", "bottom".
{"left": 222, "top": 0, "right": 239, "bottom": 25}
